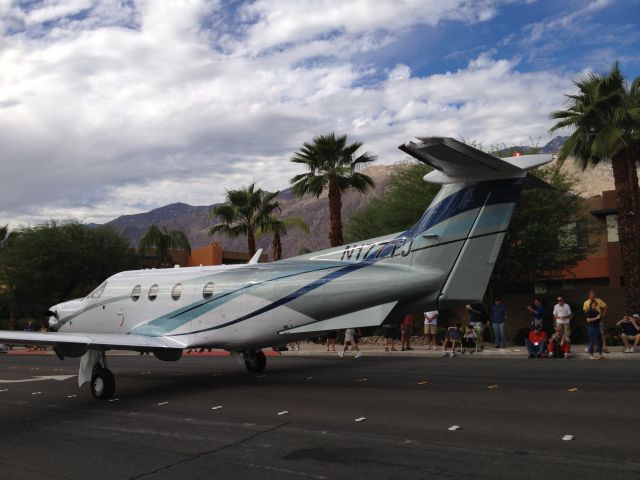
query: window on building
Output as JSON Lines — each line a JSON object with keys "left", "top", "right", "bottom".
{"left": 559, "top": 220, "right": 588, "bottom": 250}
{"left": 148, "top": 284, "right": 159, "bottom": 301}
{"left": 606, "top": 215, "right": 619, "bottom": 242}
{"left": 131, "top": 285, "right": 141, "bottom": 302}
{"left": 171, "top": 283, "right": 183, "bottom": 301}
{"left": 203, "top": 282, "right": 215, "bottom": 299}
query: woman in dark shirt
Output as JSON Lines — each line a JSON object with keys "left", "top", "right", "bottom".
{"left": 586, "top": 300, "right": 604, "bottom": 359}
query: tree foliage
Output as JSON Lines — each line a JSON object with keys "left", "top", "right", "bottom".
{"left": 549, "top": 61, "right": 640, "bottom": 311}
{"left": 344, "top": 162, "right": 439, "bottom": 242}
{"left": 290, "top": 132, "right": 376, "bottom": 246}
{"left": 138, "top": 224, "right": 191, "bottom": 267}
{"left": 209, "top": 183, "right": 280, "bottom": 255}
{"left": 0, "top": 221, "right": 133, "bottom": 320}
{"left": 490, "top": 167, "right": 593, "bottom": 293}
{"left": 257, "top": 215, "right": 309, "bottom": 261}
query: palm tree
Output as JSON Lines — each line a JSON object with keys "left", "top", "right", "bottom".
{"left": 209, "top": 184, "right": 280, "bottom": 256}
{"left": 290, "top": 132, "right": 376, "bottom": 247}
{"left": 549, "top": 62, "right": 640, "bottom": 311}
{"left": 138, "top": 225, "right": 191, "bottom": 267}
{"left": 257, "top": 216, "right": 309, "bottom": 261}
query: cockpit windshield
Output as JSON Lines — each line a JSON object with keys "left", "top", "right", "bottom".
{"left": 86, "top": 281, "right": 108, "bottom": 300}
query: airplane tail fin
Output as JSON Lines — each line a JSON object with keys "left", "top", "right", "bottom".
{"left": 397, "top": 137, "right": 553, "bottom": 309}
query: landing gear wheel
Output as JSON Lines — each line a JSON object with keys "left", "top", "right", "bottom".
{"left": 244, "top": 350, "right": 267, "bottom": 373}
{"left": 90, "top": 367, "right": 116, "bottom": 399}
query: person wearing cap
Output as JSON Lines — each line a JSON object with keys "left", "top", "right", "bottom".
{"left": 552, "top": 296, "right": 572, "bottom": 338}
{"left": 583, "top": 290, "right": 609, "bottom": 353}
{"left": 548, "top": 325, "right": 571, "bottom": 358}
{"left": 616, "top": 314, "right": 640, "bottom": 353}
{"left": 525, "top": 324, "right": 548, "bottom": 358}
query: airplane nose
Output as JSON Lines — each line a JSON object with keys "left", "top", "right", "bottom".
{"left": 47, "top": 309, "right": 60, "bottom": 330}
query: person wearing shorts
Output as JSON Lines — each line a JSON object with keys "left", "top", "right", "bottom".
{"left": 553, "top": 296, "right": 572, "bottom": 339}
{"left": 326, "top": 330, "right": 338, "bottom": 352}
{"left": 401, "top": 314, "right": 414, "bottom": 351}
{"left": 423, "top": 310, "right": 439, "bottom": 350}
{"left": 382, "top": 322, "right": 398, "bottom": 352}
{"left": 338, "top": 328, "right": 362, "bottom": 358}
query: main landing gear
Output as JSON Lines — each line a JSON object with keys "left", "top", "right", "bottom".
{"left": 90, "top": 351, "right": 116, "bottom": 400}
{"left": 243, "top": 349, "right": 266, "bottom": 373}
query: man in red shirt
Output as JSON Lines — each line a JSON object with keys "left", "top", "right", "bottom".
{"left": 401, "top": 314, "right": 414, "bottom": 351}
{"left": 525, "top": 324, "right": 548, "bottom": 358}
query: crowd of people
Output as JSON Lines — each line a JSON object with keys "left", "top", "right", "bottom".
{"left": 330, "top": 289, "right": 640, "bottom": 360}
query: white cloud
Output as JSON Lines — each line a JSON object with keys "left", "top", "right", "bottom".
{"left": 0, "top": 1, "right": 588, "bottom": 228}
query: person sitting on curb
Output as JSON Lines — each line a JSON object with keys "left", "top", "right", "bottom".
{"left": 525, "top": 324, "right": 548, "bottom": 358}
{"left": 548, "top": 325, "right": 571, "bottom": 358}
{"left": 617, "top": 314, "right": 640, "bottom": 353}
{"left": 461, "top": 325, "right": 477, "bottom": 353}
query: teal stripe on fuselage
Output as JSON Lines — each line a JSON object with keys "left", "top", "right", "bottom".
{"left": 129, "top": 262, "right": 344, "bottom": 337}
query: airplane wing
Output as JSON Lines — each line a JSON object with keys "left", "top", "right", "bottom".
{"left": 0, "top": 331, "right": 185, "bottom": 351}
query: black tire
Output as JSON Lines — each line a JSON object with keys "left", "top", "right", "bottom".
{"left": 244, "top": 350, "right": 267, "bottom": 373}
{"left": 90, "top": 368, "right": 116, "bottom": 400}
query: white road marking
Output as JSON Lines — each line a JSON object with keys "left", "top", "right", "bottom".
{"left": 355, "top": 417, "right": 366, "bottom": 422}
{"left": 211, "top": 405, "right": 223, "bottom": 410}
{"left": 0, "top": 375, "right": 76, "bottom": 384}
{"left": 277, "top": 410, "right": 288, "bottom": 415}
{"left": 157, "top": 401, "right": 169, "bottom": 406}
{"left": 448, "top": 425, "right": 461, "bottom": 431}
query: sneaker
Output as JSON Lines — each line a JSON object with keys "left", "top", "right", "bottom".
{"left": 355, "top": 352, "right": 363, "bottom": 358}
{"left": 441, "top": 351, "right": 448, "bottom": 357}
{"left": 604, "top": 348, "right": 610, "bottom": 354}
{"left": 564, "top": 353, "right": 571, "bottom": 359}
{"left": 449, "top": 352, "right": 456, "bottom": 357}
{"left": 584, "top": 347, "right": 589, "bottom": 354}
{"left": 623, "top": 348, "right": 632, "bottom": 353}
{"left": 599, "top": 354, "right": 606, "bottom": 360}
{"left": 337, "top": 351, "right": 344, "bottom": 358}
{"left": 588, "top": 355, "right": 598, "bottom": 360}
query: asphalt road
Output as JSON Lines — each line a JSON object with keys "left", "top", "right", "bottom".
{"left": 0, "top": 353, "right": 638, "bottom": 480}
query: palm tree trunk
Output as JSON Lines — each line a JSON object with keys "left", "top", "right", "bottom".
{"left": 272, "top": 232, "right": 282, "bottom": 261}
{"left": 247, "top": 228, "right": 256, "bottom": 256}
{"left": 611, "top": 152, "right": 640, "bottom": 312}
{"left": 328, "top": 177, "right": 343, "bottom": 247}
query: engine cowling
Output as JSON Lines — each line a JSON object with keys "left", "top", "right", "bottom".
{"left": 53, "top": 343, "right": 89, "bottom": 359}
{"left": 153, "top": 349, "right": 183, "bottom": 362}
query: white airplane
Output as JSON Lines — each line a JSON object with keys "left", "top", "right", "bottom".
{"left": 0, "top": 138, "right": 552, "bottom": 399}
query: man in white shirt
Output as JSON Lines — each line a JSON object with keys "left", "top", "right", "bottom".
{"left": 423, "top": 310, "right": 439, "bottom": 350}
{"left": 553, "top": 296, "right": 572, "bottom": 339}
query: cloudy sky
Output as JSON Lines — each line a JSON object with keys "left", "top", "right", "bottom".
{"left": 1, "top": 0, "right": 639, "bottom": 227}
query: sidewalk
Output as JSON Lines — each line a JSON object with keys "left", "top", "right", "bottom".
{"left": 280, "top": 342, "right": 638, "bottom": 360}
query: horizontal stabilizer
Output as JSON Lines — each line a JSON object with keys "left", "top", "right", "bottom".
{"left": 280, "top": 301, "right": 398, "bottom": 335}
{"left": 399, "top": 137, "right": 552, "bottom": 183}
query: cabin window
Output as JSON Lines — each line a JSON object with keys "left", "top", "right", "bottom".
{"left": 171, "top": 283, "right": 183, "bottom": 301}
{"left": 203, "top": 282, "right": 214, "bottom": 299}
{"left": 131, "top": 285, "right": 141, "bottom": 302}
{"left": 148, "top": 284, "right": 159, "bottom": 301}
{"left": 90, "top": 281, "right": 107, "bottom": 299}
